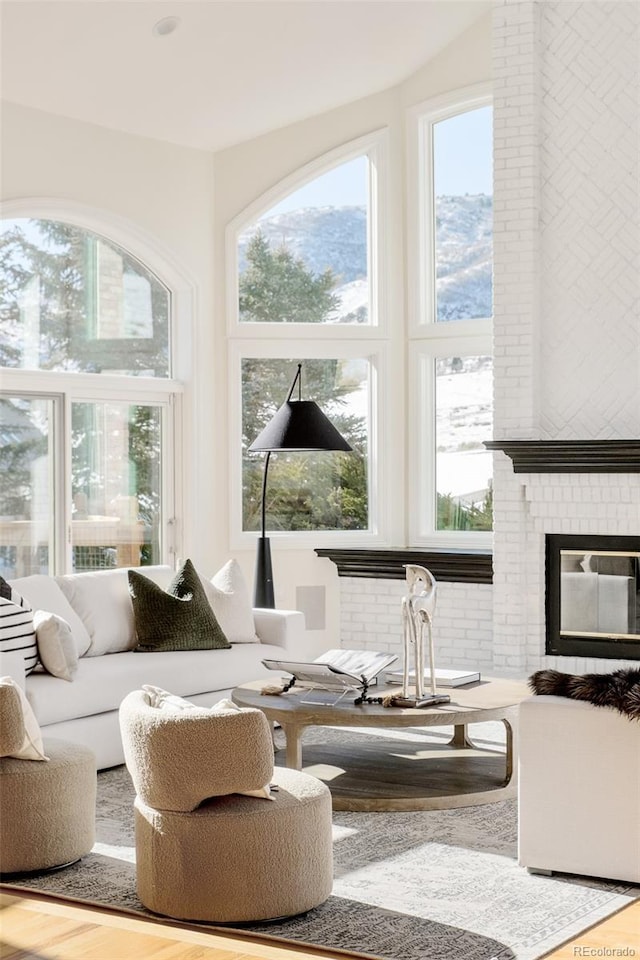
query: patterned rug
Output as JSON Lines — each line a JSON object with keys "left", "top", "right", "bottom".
{"left": 4, "top": 724, "right": 638, "bottom": 960}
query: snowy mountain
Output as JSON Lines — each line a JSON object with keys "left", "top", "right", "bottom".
{"left": 238, "top": 195, "right": 492, "bottom": 324}
{"left": 435, "top": 194, "right": 492, "bottom": 321}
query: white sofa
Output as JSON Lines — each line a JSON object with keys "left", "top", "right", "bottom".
{"left": 518, "top": 694, "right": 640, "bottom": 883}
{"left": 3, "top": 565, "right": 304, "bottom": 771}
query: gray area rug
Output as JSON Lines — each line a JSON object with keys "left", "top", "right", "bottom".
{"left": 4, "top": 724, "right": 638, "bottom": 960}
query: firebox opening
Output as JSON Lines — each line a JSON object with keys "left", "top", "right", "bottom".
{"left": 545, "top": 534, "right": 640, "bottom": 661}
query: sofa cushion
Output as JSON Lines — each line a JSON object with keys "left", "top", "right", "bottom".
{"left": 56, "top": 566, "right": 174, "bottom": 656}
{"left": 200, "top": 560, "right": 259, "bottom": 644}
{"left": 33, "top": 611, "right": 78, "bottom": 682}
{"left": 9, "top": 575, "right": 92, "bottom": 658}
{"left": 130, "top": 560, "right": 230, "bottom": 653}
{"left": 26, "top": 642, "right": 284, "bottom": 727}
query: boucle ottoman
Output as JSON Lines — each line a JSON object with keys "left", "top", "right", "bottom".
{"left": 0, "top": 737, "right": 96, "bottom": 875}
{"left": 135, "top": 766, "right": 333, "bottom": 922}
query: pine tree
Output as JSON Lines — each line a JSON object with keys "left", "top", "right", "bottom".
{"left": 239, "top": 231, "right": 339, "bottom": 324}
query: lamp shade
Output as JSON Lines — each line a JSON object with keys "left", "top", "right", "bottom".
{"left": 249, "top": 400, "right": 352, "bottom": 453}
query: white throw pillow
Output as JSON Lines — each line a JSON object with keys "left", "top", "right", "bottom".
{"left": 56, "top": 566, "right": 175, "bottom": 656}
{"left": 33, "top": 611, "right": 79, "bottom": 682}
{"left": 140, "top": 686, "right": 271, "bottom": 799}
{"left": 199, "top": 560, "right": 259, "bottom": 644}
{"left": 9, "top": 574, "right": 92, "bottom": 658}
{"left": 0, "top": 676, "right": 48, "bottom": 761}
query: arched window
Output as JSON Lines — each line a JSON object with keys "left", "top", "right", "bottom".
{"left": 1, "top": 218, "right": 170, "bottom": 376}
{"left": 0, "top": 211, "right": 183, "bottom": 576}
{"left": 227, "top": 133, "right": 388, "bottom": 544}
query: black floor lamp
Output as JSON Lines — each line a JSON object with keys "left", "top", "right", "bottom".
{"left": 248, "top": 363, "right": 352, "bottom": 608}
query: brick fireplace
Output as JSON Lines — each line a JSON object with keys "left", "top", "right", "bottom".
{"left": 490, "top": 448, "right": 640, "bottom": 675}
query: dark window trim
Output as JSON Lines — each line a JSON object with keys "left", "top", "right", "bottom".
{"left": 484, "top": 439, "right": 640, "bottom": 473}
{"left": 314, "top": 548, "right": 492, "bottom": 584}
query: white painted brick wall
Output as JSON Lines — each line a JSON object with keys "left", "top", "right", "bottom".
{"left": 492, "top": 0, "right": 541, "bottom": 442}
{"left": 491, "top": 0, "right": 640, "bottom": 674}
{"left": 339, "top": 578, "right": 494, "bottom": 673}
{"left": 538, "top": 1, "right": 640, "bottom": 440}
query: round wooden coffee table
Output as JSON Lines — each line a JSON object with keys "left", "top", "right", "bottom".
{"left": 232, "top": 677, "right": 529, "bottom": 811}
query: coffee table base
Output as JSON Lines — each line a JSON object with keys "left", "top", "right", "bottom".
{"left": 275, "top": 719, "right": 517, "bottom": 812}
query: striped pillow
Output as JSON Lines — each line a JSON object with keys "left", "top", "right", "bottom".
{"left": 0, "top": 578, "right": 38, "bottom": 676}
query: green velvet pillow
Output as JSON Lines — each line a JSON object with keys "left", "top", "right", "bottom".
{"left": 129, "top": 559, "right": 231, "bottom": 652}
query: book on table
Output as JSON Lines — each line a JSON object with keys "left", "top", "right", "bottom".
{"left": 262, "top": 649, "right": 398, "bottom": 692}
{"left": 385, "top": 667, "right": 481, "bottom": 687}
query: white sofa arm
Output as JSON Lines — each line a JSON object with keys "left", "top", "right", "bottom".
{"left": 253, "top": 608, "right": 305, "bottom": 652}
{"left": 518, "top": 695, "right": 640, "bottom": 883}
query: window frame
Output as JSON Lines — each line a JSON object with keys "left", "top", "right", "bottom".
{"left": 228, "top": 339, "right": 388, "bottom": 551}
{"left": 0, "top": 199, "right": 189, "bottom": 573}
{"left": 407, "top": 82, "right": 493, "bottom": 337}
{"left": 407, "top": 84, "right": 494, "bottom": 550}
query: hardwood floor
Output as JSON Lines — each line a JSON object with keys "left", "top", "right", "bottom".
{"left": 541, "top": 899, "right": 640, "bottom": 958}
{"left": 1, "top": 890, "right": 638, "bottom": 960}
{"left": 0, "top": 891, "right": 355, "bottom": 960}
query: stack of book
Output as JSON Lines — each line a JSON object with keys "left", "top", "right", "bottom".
{"left": 384, "top": 667, "right": 480, "bottom": 687}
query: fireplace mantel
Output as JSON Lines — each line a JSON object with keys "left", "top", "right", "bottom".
{"left": 484, "top": 439, "right": 640, "bottom": 473}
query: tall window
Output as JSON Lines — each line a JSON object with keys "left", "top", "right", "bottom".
{"left": 0, "top": 214, "right": 180, "bottom": 576}
{"left": 228, "top": 133, "right": 387, "bottom": 544}
{"left": 432, "top": 106, "right": 493, "bottom": 324}
{"left": 410, "top": 91, "right": 493, "bottom": 545}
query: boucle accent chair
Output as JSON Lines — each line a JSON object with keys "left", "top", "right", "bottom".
{"left": 0, "top": 684, "right": 96, "bottom": 876}
{"left": 119, "top": 690, "right": 333, "bottom": 923}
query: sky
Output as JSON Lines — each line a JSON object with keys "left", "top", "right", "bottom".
{"left": 264, "top": 106, "right": 492, "bottom": 217}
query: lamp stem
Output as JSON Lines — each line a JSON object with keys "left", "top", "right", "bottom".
{"left": 255, "top": 451, "right": 275, "bottom": 608}
{"left": 260, "top": 450, "right": 272, "bottom": 539}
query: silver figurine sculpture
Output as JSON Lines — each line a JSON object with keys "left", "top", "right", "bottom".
{"left": 391, "top": 564, "right": 450, "bottom": 708}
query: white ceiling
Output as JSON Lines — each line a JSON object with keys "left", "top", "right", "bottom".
{"left": 0, "top": 1, "right": 490, "bottom": 152}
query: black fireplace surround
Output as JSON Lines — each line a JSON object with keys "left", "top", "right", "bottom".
{"left": 546, "top": 534, "right": 640, "bottom": 660}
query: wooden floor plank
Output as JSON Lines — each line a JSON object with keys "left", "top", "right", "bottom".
{"left": 0, "top": 892, "right": 359, "bottom": 960}
{"left": 1, "top": 890, "right": 638, "bottom": 960}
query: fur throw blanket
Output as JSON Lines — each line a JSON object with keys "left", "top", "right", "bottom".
{"left": 529, "top": 668, "right": 640, "bottom": 720}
